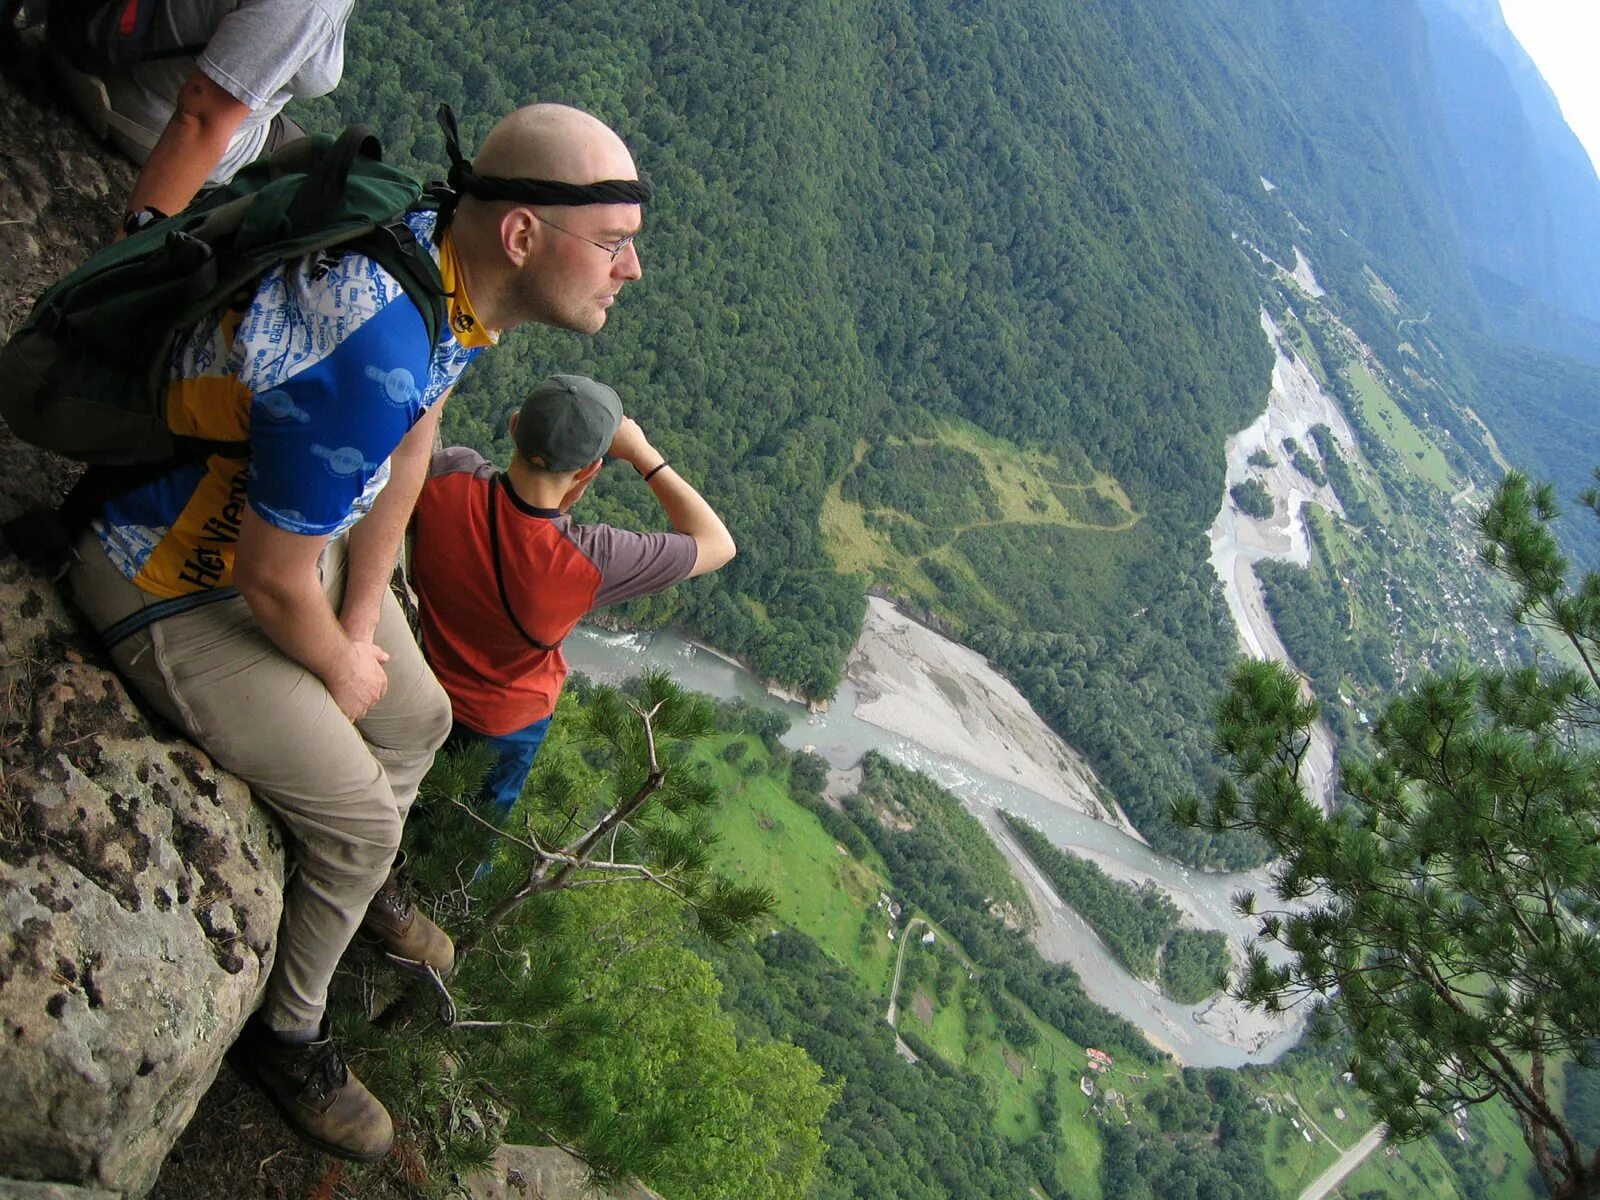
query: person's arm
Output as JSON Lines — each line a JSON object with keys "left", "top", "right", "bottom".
{"left": 123, "top": 68, "right": 250, "bottom": 223}
{"left": 339, "top": 402, "right": 445, "bottom": 645}
{"left": 605, "top": 417, "right": 736, "bottom": 577}
{"left": 233, "top": 509, "right": 391, "bottom": 721}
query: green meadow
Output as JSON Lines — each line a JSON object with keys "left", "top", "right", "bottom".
{"left": 1348, "top": 360, "right": 1455, "bottom": 492}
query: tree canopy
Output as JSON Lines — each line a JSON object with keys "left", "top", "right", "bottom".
{"left": 1185, "top": 471, "right": 1600, "bottom": 1199}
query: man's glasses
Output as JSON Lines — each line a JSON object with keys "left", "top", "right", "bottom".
{"left": 536, "top": 215, "right": 636, "bottom": 262}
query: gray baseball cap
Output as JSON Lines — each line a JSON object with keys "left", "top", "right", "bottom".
{"left": 513, "top": 375, "right": 624, "bottom": 471}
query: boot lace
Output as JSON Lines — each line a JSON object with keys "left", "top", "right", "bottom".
{"left": 380, "top": 875, "right": 416, "bottom": 923}
{"left": 292, "top": 1038, "right": 350, "bottom": 1104}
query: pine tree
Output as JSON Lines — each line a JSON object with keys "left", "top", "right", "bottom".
{"left": 1180, "top": 471, "right": 1600, "bottom": 1199}
{"left": 341, "top": 670, "right": 806, "bottom": 1194}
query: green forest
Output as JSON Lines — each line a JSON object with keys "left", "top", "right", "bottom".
{"left": 14, "top": 0, "right": 1600, "bottom": 1193}
{"left": 326, "top": 684, "right": 1525, "bottom": 1200}
{"left": 295, "top": 0, "right": 1287, "bottom": 866}
{"left": 289, "top": 0, "right": 1600, "bottom": 870}
{"left": 252, "top": 0, "right": 1600, "bottom": 1194}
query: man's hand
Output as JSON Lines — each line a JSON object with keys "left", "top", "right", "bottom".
{"left": 328, "top": 640, "right": 392, "bottom": 722}
{"left": 340, "top": 611, "right": 381, "bottom": 646}
{"left": 607, "top": 417, "right": 660, "bottom": 472}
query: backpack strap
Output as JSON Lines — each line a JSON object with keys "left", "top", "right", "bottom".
{"left": 488, "top": 473, "right": 559, "bottom": 652}
{"left": 347, "top": 214, "right": 448, "bottom": 350}
{"left": 286, "top": 125, "right": 383, "bottom": 229}
{"left": 277, "top": 130, "right": 449, "bottom": 348}
{"left": 98, "top": 586, "right": 240, "bottom": 650}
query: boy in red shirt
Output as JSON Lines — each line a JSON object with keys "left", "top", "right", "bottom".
{"left": 411, "top": 375, "right": 736, "bottom": 815}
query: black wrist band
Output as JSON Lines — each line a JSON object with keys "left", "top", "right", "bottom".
{"left": 642, "top": 460, "right": 669, "bottom": 482}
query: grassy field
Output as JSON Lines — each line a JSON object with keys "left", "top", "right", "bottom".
{"left": 697, "top": 733, "right": 897, "bottom": 995}
{"left": 695, "top": 731, "right": 1119, "bottom": 1195}
{"left": 1347, "top": 360, "right": 1455, "bottom": 492}
{"left": 898, "top": 934, "right": 1108, "bottom": 1198}
{"left": 1337, "top": 1096, "right": 1538, "bottom": 1200}
{"left": 690, "top": 726, "right": 1547, "bottom": 1200}
{"left": 1250, "top": 1051, "right": 1373, "bottom": 1196}
{"left": 1363, "top": 265, "right": 1402, "bottom": 314}
{"left": 819, "top": 414, "right": 1140, "bottom": 617}
{"left": 1251, "top": 1044, "right": 1542, "bottom": 1200}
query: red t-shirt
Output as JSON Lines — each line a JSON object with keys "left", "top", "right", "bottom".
{"left": 411, "top": 448, "right": 698, "bottom": 736}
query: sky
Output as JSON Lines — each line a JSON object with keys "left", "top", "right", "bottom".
{"left": 1499, "top": 0, "right": 1600, "bottom": 178}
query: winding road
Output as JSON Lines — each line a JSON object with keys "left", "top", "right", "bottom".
{"left": 886, "top": 917, "right": 929, "bottom": 1026}
{"left": 1298, "top": 1123, "right": 1385, "bottom": 1200}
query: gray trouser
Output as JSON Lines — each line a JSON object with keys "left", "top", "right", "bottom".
{"left": 68, "top": 531, "right": 451, "bottom": 1032}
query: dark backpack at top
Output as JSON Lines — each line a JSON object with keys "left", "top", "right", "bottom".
{"left": 39, "top": 0, "right": 201, "bottom": 75}
{"left": 0, "top": 124, "right": 449, "bottom": 468}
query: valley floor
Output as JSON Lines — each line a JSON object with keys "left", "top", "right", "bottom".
{"left": 844, "top": 595, "right": 1144, "bottom": 839}
{"left": 838, "top": 594, "right": 1302, "bottom": 1063}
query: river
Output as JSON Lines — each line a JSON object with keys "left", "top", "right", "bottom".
{"left": 560, "top": 308, "right": 1352, "bottom": 1069}
{"left": 563, "top": 623, "right": 1302, "bottom": 1068}
{"left": 1206, "top": 309, "right": 1359, "bottom": 811}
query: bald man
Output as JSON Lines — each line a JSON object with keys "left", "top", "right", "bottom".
{"left": 65, "top": 103, "right": 649, "bottom": 1160}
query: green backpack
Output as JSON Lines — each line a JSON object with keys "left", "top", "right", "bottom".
{"left": 0, "top": 124, "right": 448, "bottom": 468}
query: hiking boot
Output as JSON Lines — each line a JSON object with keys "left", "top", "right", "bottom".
{"left": 228, "top": 1016, "right": 394, "bottom": 1162}
{"left": 361, "top": 853, "right": 455, "bottom": 976}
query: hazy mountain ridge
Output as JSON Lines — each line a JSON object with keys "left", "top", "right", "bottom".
{"left": 1420, "top": 0, "right": 1600, "bottom": 332}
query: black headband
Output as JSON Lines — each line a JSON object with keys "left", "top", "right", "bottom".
{"left": 437, "top": 103, "right": 653, "bottom": 207}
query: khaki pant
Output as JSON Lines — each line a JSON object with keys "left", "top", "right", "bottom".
{"left": 68, "top": 532, "right": 451, "bottom": 1032}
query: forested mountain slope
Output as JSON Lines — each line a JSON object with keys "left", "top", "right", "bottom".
{"left": 298, "top": 0, "right": 1598, "bottom": 863}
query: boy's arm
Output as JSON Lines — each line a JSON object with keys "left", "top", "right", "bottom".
{"left": 607, "top": 418, "right": 736, "bottom": 577}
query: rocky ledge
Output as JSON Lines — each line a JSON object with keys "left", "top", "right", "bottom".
{"left": 0, "top": 67, "right": 286, "bottom": 1198}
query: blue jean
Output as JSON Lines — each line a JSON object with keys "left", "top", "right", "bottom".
{"left": 447, "top": 717, "right": 552, "bottom": 820}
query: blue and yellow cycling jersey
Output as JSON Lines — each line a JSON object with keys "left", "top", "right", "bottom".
{"left": 95, "top": 208, "right": 495, "bottom": 598}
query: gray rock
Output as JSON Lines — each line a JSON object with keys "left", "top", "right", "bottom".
{"left": 463, "top": 1145, "right": 664, "bottom": 1200}
{"left": 0, "top": 559, "right": 285, "bottom": 1196}
{"left": 0, "top": 1182, "right": 123, "bottom": 1200}
{"left": 0, "top": 67, "right": 288, "bottom": 1200}
{"left": 0, "top": 69, "right": 128, "bottom": 524}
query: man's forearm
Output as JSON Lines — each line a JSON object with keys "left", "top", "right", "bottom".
{"left": 340, "top": 495, "right": 410, "bottom": 644}
{"left": 239, "top": 566, "right": 354, "bottom": 683}
{"left": 123, "top": 70, "right": 250, "bottom": 225}
{"left": 126, "top": 112, "right": 232, "bottom": 219}
{"left": 234, "top": 507, "right": 391, "bottom": 720}
{"left": 340, "top": 404, "right": 441, "bottom": 642}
